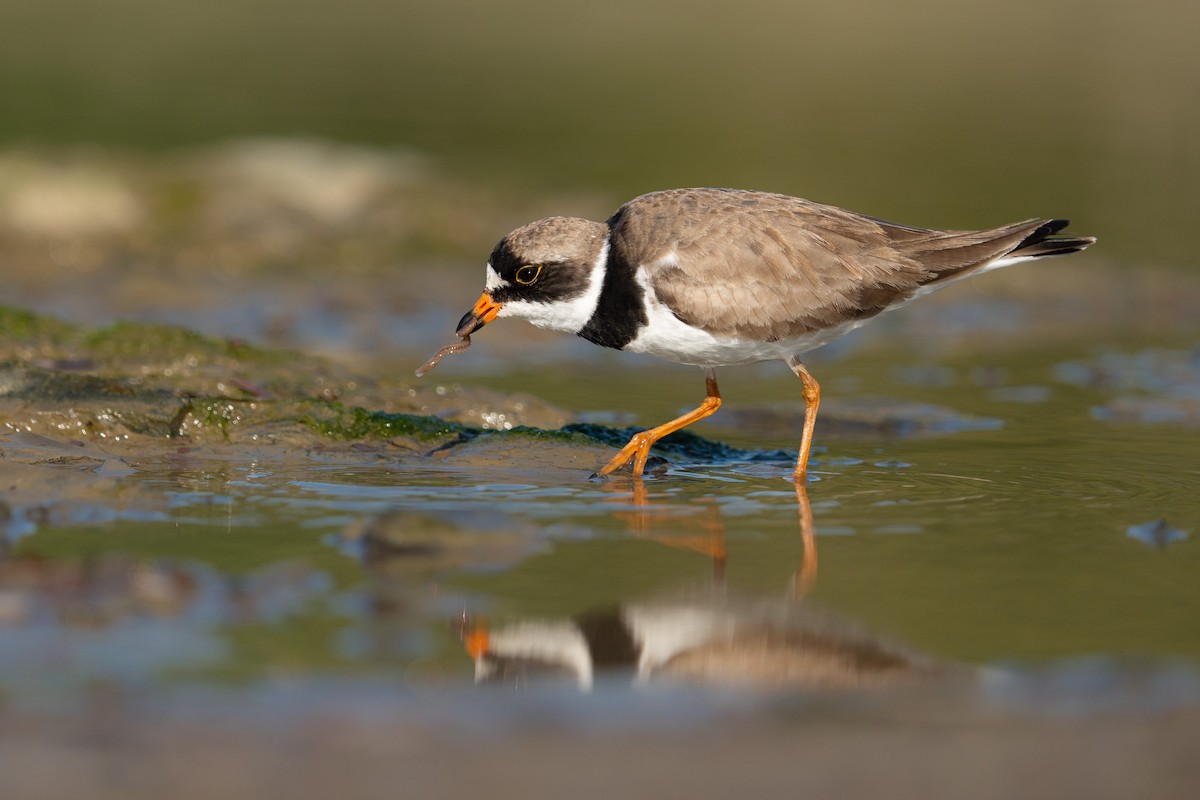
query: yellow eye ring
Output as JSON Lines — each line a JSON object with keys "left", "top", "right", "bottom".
{"left": 515, "top": 264, "right": 542, "bottom": 285}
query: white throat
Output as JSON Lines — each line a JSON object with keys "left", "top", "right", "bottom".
{"left": 496, "top": 237, "right": 610, "bottom": 334}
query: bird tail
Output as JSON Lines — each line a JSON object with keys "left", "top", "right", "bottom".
{"left": 1010, "top": 219, "right": 1096, "bottom": 259}
{"left": 906, "top": 218, "right": 1096, "bottom": 283}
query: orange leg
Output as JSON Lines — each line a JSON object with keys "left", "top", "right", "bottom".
{"left": 788, "top": 358, "right": 821, "bottom": 483}
{"left": 791, "top": 481, "right": 818, "bottom": 597}
{"left": 593, "top": 368, "right": 722, "bottom": 479}
{"left": 603, "top": 477, "right": 728, "bottom": 572}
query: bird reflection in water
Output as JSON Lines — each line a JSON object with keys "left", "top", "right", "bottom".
{"left": 460, "top": 479, "right": 938, "bottom": 692}
{"left": 594, "top": 477, "right": 816, "bottom": 596}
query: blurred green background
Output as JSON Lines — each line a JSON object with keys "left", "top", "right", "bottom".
{"left": 0, "top": 0, "right": 1196, "bottom": 263}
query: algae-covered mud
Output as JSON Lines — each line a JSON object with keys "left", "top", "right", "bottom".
{"left": 2, "top": 145, "right": 1200, "bottom": 797}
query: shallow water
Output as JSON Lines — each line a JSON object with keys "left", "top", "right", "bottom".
{"left": 4, "top": 313, "right": 1200, "bottom": 798}
{"left": 5, "top": 336, "right": 1199, "bottom": 699}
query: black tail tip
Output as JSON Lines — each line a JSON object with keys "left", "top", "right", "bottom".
{"left": 1017, "top": 219, "right": 1096, "bottom": 257}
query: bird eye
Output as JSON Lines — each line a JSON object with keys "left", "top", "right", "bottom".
{"left": 515, "top": 264, "right": 542, "bottom": 285}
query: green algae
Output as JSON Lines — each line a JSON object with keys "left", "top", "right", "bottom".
{"left": 82, "top": 320, "right": 279, "bottom": 364}
{"left": 0, "top": 307, "right": 774, "bottom": 463}
{"left": 0, "top": 309, "right": 608, "bottom": 454}
{"left": 169, "top": 396, "right": 254, "bottom": 440}
{"left": 499, "top": 425, "right": 602, "bottom": 445}
{"left": 301, "top": 405, "right": 475, "bottom": 442}
{"left": 561, "top": 422, "right": 779, "bottom": 463}
{"left": 0, "top": 362, "right": 154, "bottom": 401}
{"left": 0, "top": 306, "right": 287, "bottom": 373}
{"left": 0, "top": 306, "right": 77, "bottom": 343}
{"left": 297, "top": 409, "right": 754, "bottom": 464}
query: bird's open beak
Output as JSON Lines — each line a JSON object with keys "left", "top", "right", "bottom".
{"left": 456, "top": 292, "right": 502, "bottom": 336}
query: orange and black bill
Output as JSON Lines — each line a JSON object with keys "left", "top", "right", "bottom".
{"left": 456, "top": 293, "right": 502, "bottom": 336}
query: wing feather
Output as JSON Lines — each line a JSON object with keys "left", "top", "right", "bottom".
{"left": 607, "top": 188, "right": 1064, "bottom": 342}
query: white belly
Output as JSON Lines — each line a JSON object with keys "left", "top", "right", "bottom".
{"left": 624, "top": 272, "right": 869, "bottom": 367}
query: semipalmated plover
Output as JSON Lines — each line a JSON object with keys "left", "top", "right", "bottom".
{"left": 452, "top": 188, "right": 1095, "bottom": 481}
